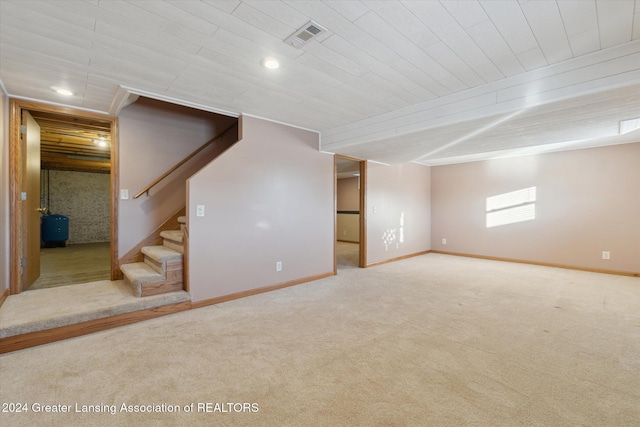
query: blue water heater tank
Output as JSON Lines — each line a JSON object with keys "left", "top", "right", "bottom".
{"left": 41, "top": 214, "right": 69, "bottom": 247}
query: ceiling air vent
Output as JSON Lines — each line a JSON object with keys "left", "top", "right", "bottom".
{"left": 285, "top": 21, "right": 327, "bottom": 48}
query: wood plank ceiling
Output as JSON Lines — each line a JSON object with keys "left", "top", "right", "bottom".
{"left": 1, "top": 1, "right": 639, "bottom": 165}
{"left": 30, "top": 111, "right": 111, "bottom": 174}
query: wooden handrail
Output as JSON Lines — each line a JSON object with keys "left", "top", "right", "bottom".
{"left": 134, "top": 124, "right": 236, "bottom": 199}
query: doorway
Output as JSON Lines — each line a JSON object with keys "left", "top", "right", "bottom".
{"left": 335, "top": 155, "right": 366, "bottom": 271}
{"left": 9, "top": 99, "right": 119, "bottom": 295}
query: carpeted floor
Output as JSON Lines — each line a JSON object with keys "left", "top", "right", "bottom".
{"left": 1, "top": 253, "right": 639, "bottom": 426}
{"left": 0, "top": 280, "right": 190, "bottom": 339}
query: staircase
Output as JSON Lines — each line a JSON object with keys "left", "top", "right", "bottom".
{"left": 120, "top": 216, "right": 186, "bottom": 297}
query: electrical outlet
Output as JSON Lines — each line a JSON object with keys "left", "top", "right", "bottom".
{"left": 602, "top": 251, "right": 610, "bottom": 260}
{"left": 442, "top": 238, "right": 447, "bottom": 245}
{"left": 276, "top": 261, "right": 282, "bottom": 272}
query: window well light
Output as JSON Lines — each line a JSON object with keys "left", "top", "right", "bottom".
{"left": 262, "top": 57, "right": 280, "bottom": 69}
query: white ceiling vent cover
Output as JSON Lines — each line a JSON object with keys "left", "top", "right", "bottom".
{"left": 285, "top": 21, "right": 327, "bottom": 48}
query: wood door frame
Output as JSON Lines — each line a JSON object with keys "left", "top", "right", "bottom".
{"left": 9, "top": 99, "right": 119, "bottom": 294}
{"left": 334, "top": 154, "right": 367, "bottom": 273}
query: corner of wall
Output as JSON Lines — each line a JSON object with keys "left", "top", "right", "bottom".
{"left": 365, "top": 162, "right": 432, "bottom": 265}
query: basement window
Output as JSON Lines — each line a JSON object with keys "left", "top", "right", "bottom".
{"left": 486, "top": 187, "right": 536, "bottom": 228}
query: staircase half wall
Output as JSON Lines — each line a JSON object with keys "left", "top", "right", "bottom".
{"left": 187, "top": 116, "right": 334, "bottom": 303}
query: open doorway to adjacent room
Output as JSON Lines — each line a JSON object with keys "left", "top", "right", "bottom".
{"left": 335, "top": 155, "right": 366, "bottom": 271}
{"left": 30, "top": 110, "right": 112, "bottom": 290}
{"left": 9, "top": 99, "right": 118, "bottom": 294}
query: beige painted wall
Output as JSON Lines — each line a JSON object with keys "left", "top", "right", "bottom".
{"left": 337, "top": 213, "right": 360, "bottom": 242}
{"left": 187, "top": 116, "right": 333, "bottom": 303}
{"left": 0, "top": 88, "right": 8, "bottom": 293}
{"left": 431, "top": 143, "right": 640, "bottom": 274}
{"left": 337, "top": 176, "right": 360, "bottom": 242}
{"left": 118, "top": 98, "right": 236, "bottom": 255}
{"left": 337, "top": 176, "right": 359, "bottom": 211}
{"left": 366, "top": 162, "right": 431, "bottom": 265}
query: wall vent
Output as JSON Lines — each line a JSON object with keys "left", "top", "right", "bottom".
{"left": 285, "top": 21, "right": 327, "bottom": 48}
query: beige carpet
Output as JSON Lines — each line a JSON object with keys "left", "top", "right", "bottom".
{"left": 1, "top": 254, "right": 639, "bottom": 426}
{"left": 0, "top": 280, "right": 190, "bottom": 338}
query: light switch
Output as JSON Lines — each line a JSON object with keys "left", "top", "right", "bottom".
{"left": 196, "top": 205, "right": 205, "bottom": 217}
{"left": 120, "top": 189, "right": 129, "bottom": 200}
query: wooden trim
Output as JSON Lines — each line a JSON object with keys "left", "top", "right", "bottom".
{"left": 366, "top": 250, "right": 431, "bottom": 268}
{"left": 110, "top": 117, "right": 120, "bottom": 280}
{"left": 118, "top": 206, "right": 186, "bottom": 268}
{"left": 183, "top": 227, "right": 190, "bottom": 292}
{"left": 9, "top": 100, "right": 21, "bottom": 294}
{"left": 430, "top": 250, "right": 640, "bottom": 277}
{"left": 0, "top": 289, "right": 9, "bottom": 309}
{"left": 8, "top": 99, "right": 118, "bottom": 293}
{"left": 0, "top": 301, "right": 192, "bottom": 354}
{"left": 333, "top": 156, "right": 338, "bottom": 275}
{"left": 335, "top": 154, "right": 365, "bottom": 163}
{"left": 134, "top": 123, "right": 236, "bottom": 199}
{"left": 359, "top": 160, "right": 367, "bottom": 268}
{"left": 337, "top": 239, "right": 360, "bottom": 244}
{"left": 191, "top": 271, "right": 335, "bottom": 309}
{"left": 335, "top": 155, "right": 367, "bottom": 270}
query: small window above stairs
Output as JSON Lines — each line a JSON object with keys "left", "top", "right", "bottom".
{"left": 121, "top": 216, "right": 186, "bottom": 297}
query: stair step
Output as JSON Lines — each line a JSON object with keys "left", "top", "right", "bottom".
{"left": 142, "top": 245, "right": 182, "bottom": 263}
{"left": 178, "top": 216, "right": 186, "bottom": 224}
{"left": 161, "top": 230, "right": 184, "bottom": 254}
{"left": 160, "top": 230, "right": 183, "bottom": 243}
{"left": 121, "top": 262, "right": 164, "bottom": 297}
{"left": 142, "top": 245, "right": 182, "bottom": 274}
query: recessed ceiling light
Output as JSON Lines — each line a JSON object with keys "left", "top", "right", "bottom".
{"left": 93, "top": 136, "right": 108, "bottom": 147}
{"left": 261, "top": 57, "right": 279, "bottom": 70}
{"left": 52, "top": 87, "right": 73, "bottom": 96}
